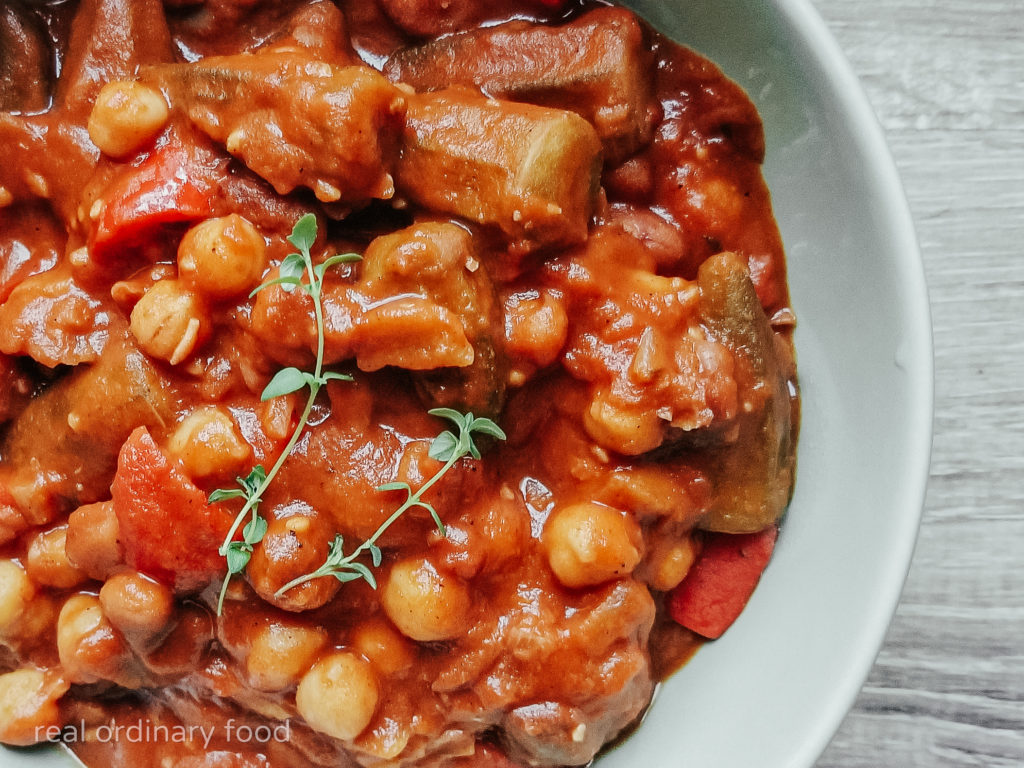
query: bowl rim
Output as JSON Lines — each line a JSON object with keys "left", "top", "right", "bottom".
{"left": 605, "top": 0, "right": 936, "bottom": 764}
{"left": 769, "top": 0, "right": 934, "bottom": 763}
{"left": 1, "top": 2, "right": 934, "bottom": 767}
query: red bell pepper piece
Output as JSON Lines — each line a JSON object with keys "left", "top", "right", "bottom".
{"left": 90, "top": 141, "right": 216, "bottom": 262}
{"left": 112, "top": 427, "right": 235, "bottom": 593}
{"left": 668, "top": 526, "right": 778, "bottom": 639}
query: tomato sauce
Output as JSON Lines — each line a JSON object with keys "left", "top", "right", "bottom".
{"left": 0, "top": 1, "right": 797, "bottom": 766}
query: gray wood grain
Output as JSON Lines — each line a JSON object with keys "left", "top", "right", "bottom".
{"left": 809, "top": 1, "right": 1024, "bottom": 766}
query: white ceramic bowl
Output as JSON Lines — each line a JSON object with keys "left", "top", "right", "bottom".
{"left": 601, "top": 0, "right": 933, "bottom": 766}
{"left": 1, "top": 1, "right": 931, "bottom": 767}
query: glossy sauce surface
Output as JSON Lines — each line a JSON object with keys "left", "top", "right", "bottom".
{"left": 0, "top": 1, "right": 797, "bottom": 766}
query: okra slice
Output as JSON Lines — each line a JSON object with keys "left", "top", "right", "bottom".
{"left": 385, "top": 6, "right": 656, "bottom": 161}
{"left": 696, "top": 252, "right": 796, "bottom": 533}
{"left": 396, "top": 89, "right": 602, "bottom": 251}
{"left": 0, "top": 4, "right": 50, "bottom": 113}
{"left": 1, "top": 340, "right": 179, "bottom": 526}
{"left": 146, "top": 53, "right": 407, "bottom": 205}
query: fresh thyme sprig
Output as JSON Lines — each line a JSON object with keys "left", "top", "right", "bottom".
{"left": 211, "top": 213, "right": 360, "bottom": 615}
{"left": 274, "top": 409, "right": 506, "bottom": 598}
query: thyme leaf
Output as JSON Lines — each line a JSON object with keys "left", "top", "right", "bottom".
{"left": 211, "top": 214, "right": 361, "bottom": 615}
{"left": 273, "top": 410, "right": 506, "bottom": 599}
{"left": 262, "top": 367, "right": 308, "bottom": 400}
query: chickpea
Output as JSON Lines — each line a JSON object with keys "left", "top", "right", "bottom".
{"left": 57, "top": 595, "right": 107, "bottom": 682}
{"left": 600, "top": 467, "right": 697, "bottom": 524}
{"left": 584, "top": 394, "right": 664, "bottom": 456}
{"left": 167, "top": 407, "right": 252, "bottom": 480}
{"left": 295, "top": 651, "right": 379, "bottom": 741}
{"left": 130, "top": 279, "right": 210, "bottom": 365}
{"left": 350, "top": 617, "right": 416, "bottom": 676}
{"left": 245, "top": 620, "right": 327, "bottom": 692}
{"left": 178, "top": 215, "right": 268, "bottom": 299}
{"left": 643, "top": 535, "right": 700, "bottom": 592}
{"left": 66, "top": 501, "right": 123, "bottom": 581}
{"left": 248, "top": 509, "right": 340, "bottom": 612}
{"left": 504, "top": 291, "right": 569, "bottom": 367}
{"left": 0, "top": 559, "right": 34, "bottom": 637}
{"left": 87, "top": 81, "right": 169, "bottom": 158}
{"left": 110, "top": 263, "right": 176, "bottom": 308}
{"left": 14, "top": 593, "right": 59, "bottom": 645}
{"left": 26, "top": 525, "right": 87, "bottom": 589}
{"left": 544, "top": 502, "right": 643, "bottom": 589}
{"left": 0, "top": 668, "right": 69, "bottom": 746}
{"left": 699, "top": 176, "right": 743, "bottom": 224}
{"left": 56, "top": 594, "right": 136, "bottom": 686}
{"left": 145, "top": 606, "right": 213, "bottom": 676}
{"left": 381, "top": 557, "right": 471, "bottom": 642}
{"left": 99, "top": 571, "right": 175, "bottom": 642}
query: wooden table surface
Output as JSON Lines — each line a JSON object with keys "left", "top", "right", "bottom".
{"left": 807, "top": 1, "right": 1024, "bottom": 766}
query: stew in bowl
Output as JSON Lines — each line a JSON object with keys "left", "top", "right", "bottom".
{"left": 0, "top": 1, "right": 799, "bottom": 766}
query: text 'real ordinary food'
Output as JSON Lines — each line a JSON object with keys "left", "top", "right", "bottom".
{"left": 0, "top": 1, "right": 799, "bottom": 766}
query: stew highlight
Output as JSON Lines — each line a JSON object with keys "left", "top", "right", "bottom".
{"left": 0, "top": 1, "right": 799, "bottom": 766}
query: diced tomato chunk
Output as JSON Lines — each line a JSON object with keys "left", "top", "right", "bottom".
{"left": 667, "top": 526, "right": 778, "bottom": 639}
{"left": 112, "top": 427, "right": 235, "bottom": 593}
{"left": 90, "top": 140, "right": 216, "bottom": 262}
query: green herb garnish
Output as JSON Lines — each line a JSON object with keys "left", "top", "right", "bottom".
{"left": 212, "top": 213, "right": 360, "bottom": 614}
{"left": 274, "top": 409, "right": 506, "bottom": 598}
